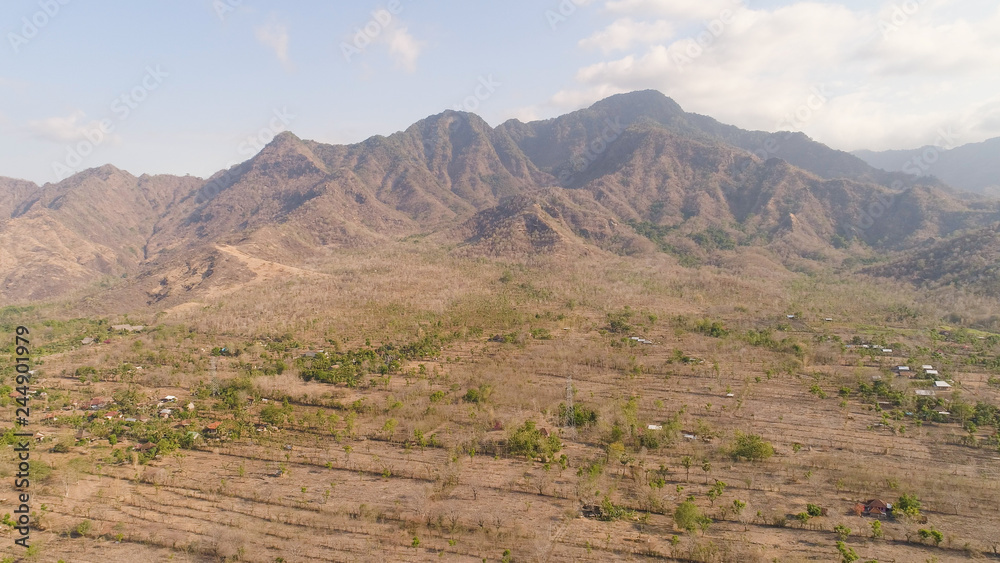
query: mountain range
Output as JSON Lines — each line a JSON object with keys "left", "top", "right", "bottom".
{"left": 854, "top": 137, "right": 1000, "bottom": 196}
{"left": 2, "top": 90, "right": 999, "bottom": 306}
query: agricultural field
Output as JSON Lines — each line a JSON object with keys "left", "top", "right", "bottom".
{"left": 2, "top": 246, "right": 999, "bottom": 562}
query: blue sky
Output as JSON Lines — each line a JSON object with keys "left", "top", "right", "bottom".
{"left": 2, "top": 0, "right": 999, "bottom": 185}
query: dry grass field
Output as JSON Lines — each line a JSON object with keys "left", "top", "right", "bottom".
{"left": 3, "top": 241, "right": 1000, "bottom": 562}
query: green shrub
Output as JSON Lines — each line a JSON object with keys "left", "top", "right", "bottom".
{"left": 606, "top": 309, "right": 634, "bottom": 334}
{"left": 894, "top": 493, "right": 921, "bottom": 518}
{"left": 694, "top": 318, "right": 728, "bottom": 338}
{"left": 463, "top": 385, "right": 492, "bottom": 404}
{"left": 557, "top": 403, "right": 597, "bottom": 427}
{"left": 730, "top": 432, "right": 774, "bottom": 462}
{"left": 674, "top": 500, "right": 711, "bottom": 533}
{"left": 50, "top": 442, "right": 71, "bottom": 453}
{"left": 836, "top": 541, "right": 858, "bottom": 563}
{"left": 506, "top": 421, "right": 561, "bottom": 462}
{"left": 74, "top": 520, "right": 92, "bottom": 537}
{"left": 597, "top": 496, "right": 636, "bottom": 521}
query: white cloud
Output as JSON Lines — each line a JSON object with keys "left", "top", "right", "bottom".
{"left": 27, "top": 111, "right": 120, "bottom": 144}
{"left": 382, "top": 25, "right": 424, "bottom": 73}
{"left": 255, "top": 20, "right": 291, "bottom": 67}
{"left": 533, "top": 0, "right": 1000, "bottom": 151}
{"left": 579, "top": 18, "right": 674, "bottom": 53}
{"left": 604, "top": 0, "right": 740, "bottom": 20}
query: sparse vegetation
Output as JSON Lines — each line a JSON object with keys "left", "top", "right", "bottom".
{"left": 2, "top": 148, "right": 999, "bottom": 562}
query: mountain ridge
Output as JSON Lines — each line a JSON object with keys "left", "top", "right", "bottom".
{"left": 2, "top": 90, "right": 998, "bottom": 305}
{"left": 854, "top": 137, "right": 1000, "bottom": 195}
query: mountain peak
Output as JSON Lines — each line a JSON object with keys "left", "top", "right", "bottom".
{"left": 589, "top": 89, "right": 683, "bottom": 115}
{"left": 407, "top": 109, "right": 493, "bottom": 135}
{"left": 61, "top": 164, "right": 133, "bottom": 185}
{"left": 253, "top": 131, "right": 328, "bottom": 174}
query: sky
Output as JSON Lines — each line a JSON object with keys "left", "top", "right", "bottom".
{"left": 2, "top": 0, "right": 999, "bottom": 185}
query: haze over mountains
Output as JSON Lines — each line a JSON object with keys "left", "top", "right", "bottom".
{"left": 854, "top": 137, "right": 1000, "bottom": 196}
{"left": 2, "top": 90, "right": 999, "bottom": 305}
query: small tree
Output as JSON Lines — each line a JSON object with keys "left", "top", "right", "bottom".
{"left": 730, "top": 432, "right": 774, "bottom": 461}
{"left": 870, "top": 520, "right": 882, "bottom": 539}
{"left": 74, "top": 520, "right": 92, "bottom": 537}
{"left": 836, "top": 541, "right": 859, "bottom": 563}
{"left": 680, "top": 456, "right": 693, "bottom": 482}
{"left": 834, "top": 525, "right": 851, "bottom": 540}
{"left": 507, "top": 421, "right": 561, "bottom": 462}
{"left": 674, "top": 500, "right": 710, "bottom": 533}
{"left": 918, "top": 528, "right": 943, "bottom": 546}
{"left": 707, "top": 480, "right": 726, "bottom": 506}
{"left": 894, "top": 493, "right": 921, "bottom": 519}
{"left": 382, "top": 418, "right": 398, "bottom": 441}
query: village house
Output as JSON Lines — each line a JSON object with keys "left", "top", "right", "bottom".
{"left": 855, "top": 499, "right": 893, "bottom": 518}
{"left": 88, "top": 397, "right": 111, "bottom": 410}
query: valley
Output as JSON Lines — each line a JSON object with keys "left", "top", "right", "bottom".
{"left": 2, "top": 92, "right": 1000, "bottom": 562}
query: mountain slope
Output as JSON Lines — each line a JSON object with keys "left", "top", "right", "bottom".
{"left": 854, "top": 137, "right": 1000, "bottom": 195}
{"left": 498, "top": 90, "right": 927, "bottom": 190}
{"left": 4, "top": 90, "right": 1000, "bottom": 304}
{"left": 0, "top": 176, "right": 41, "bottom": 221}
{"left": 864, "top": 223, "right": 1000, "bottom": 297}
{"left": 0, "top": 167, "right": 203, "bottom": 301}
